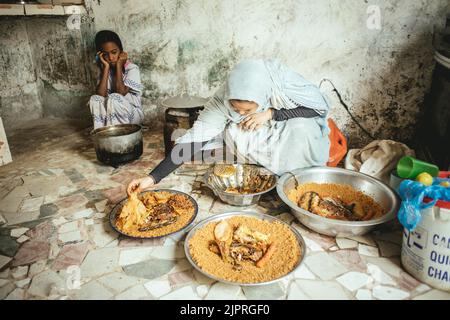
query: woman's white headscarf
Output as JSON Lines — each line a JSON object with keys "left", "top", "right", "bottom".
{"left": 227, "top": 59, "right": 329, "bottom": 114}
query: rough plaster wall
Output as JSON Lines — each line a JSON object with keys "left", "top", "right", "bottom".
{"left": 0, "top": 20, "right": 43, "bottom": 132}
{"left": 1, "top": 0, "right": 449, "bottom": 147}
{"left": 0, "top": 16, "right": 97, "bottom": 132}
{"left": 88, "top": 0, "right": 449, "bottom": 146}
{"left": 26, "top": 17, "right": 96, "bottom": 120}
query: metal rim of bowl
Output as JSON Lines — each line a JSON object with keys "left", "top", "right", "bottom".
{"left": 90, "top": 123, "right": 142, "bottom": 136}
{"left": 183, "top": 211, "right": 307, "bottom": 286}
{"left": 109, "top": 189, "right": 198, "bottom": 240}
{"left": 276, "top": 166, "right": 400, "bottom": 227}
{"left": 203, "top": 166, "right": 279, "bottom": 198}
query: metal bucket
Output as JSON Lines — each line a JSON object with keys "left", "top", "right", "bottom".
{"left": 91, "top": 124, "right": 143, "bottom": 167}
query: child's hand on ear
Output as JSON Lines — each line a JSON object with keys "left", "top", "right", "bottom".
{"left": 118, "top": 52, "right": 128, "bottom": 66}
{"left": 97, "top": 51, "right": 109, "bottom": 69}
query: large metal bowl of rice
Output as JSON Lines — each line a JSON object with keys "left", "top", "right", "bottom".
{"left": 184, "top": 211, "right": 306, "bottom": 286}
{"left": 276, "top": 167, "right": 400, "bottom": 237}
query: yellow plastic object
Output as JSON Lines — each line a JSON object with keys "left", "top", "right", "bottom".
{"left": 415, "top": 172, "right": 433, "bottom": 186}
{"left": 440, "top": 181, "right": 450, "bottom": 188}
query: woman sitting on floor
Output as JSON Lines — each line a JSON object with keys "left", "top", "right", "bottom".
{"left": 89, "top": 30, "right": 144, "bottom": 129}
{"left": 127, "top": 59, "right": 334, "bottom": 194}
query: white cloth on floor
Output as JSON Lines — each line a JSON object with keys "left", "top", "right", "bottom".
{"left": 345, "top": 139, "right": 415, "bottom": 183}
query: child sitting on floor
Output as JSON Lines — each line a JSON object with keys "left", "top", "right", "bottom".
{"left": 89, "top": 30, "right": 144, "bottom": 129}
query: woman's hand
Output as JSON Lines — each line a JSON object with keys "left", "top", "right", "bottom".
{"left": 97, "top": 51, "right": 109, "bottom": 69}
{"left": 239, "top": 109, "right": 273, "bottom": 131}
{"left": 117, "top": 51, "right": 128, "bottom": 67}
{"left": 127, "top": 176, "right": 155, "bottom": 196}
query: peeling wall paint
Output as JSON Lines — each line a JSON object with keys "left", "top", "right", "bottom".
{"left": 0, "top": 20, "right": 43, "bottom": 131}
{"left": 0, "top": 16, "right": 97, "bottom": 131}
{"left": 26, "top": 17, "right": 97, "bottom": 120}
{"left": 0, "top": 0, "right": 449, "bottom": 147}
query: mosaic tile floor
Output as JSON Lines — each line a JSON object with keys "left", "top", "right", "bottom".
{"left": 0, "top": 119, "right": 449, "bottom": 300}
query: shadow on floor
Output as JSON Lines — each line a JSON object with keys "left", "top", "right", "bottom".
{"left": 7, "top": 117, "right": 91, "bottom": 158}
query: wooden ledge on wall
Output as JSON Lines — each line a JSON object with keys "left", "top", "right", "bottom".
{"left": 0, "top": 1, "right": 86, "bottom": 16}
{"left": 0, "top": 4, "right": 25, "bottom": 16}
{"left": 25, "top": 4, "right": 65, "bottom": 16}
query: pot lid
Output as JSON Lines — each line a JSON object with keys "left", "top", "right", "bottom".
{"left": 162, "top": 94, "right": 209, "bottom": 109}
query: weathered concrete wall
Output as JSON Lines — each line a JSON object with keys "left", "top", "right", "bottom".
{"left": 0, "top": 16, "right": 96, "bottom": 131}
{"left": 1, "top": 0, "right": 449, "bottom": 147}
{"left": 26, "top": 17, "right": 96, "bottom": 120}
{"left": 87, "top": 0, "right": 449, "bottom": 146}
{"left": 0, "top": 20, "right": 43, "bottom": 132}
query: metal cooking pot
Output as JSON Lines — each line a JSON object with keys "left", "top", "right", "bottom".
{"left": 91, "top": 124, "right": 143, "bottom": 167}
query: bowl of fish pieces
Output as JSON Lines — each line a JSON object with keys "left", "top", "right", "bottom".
{"left": 277, "top": 167, "right": 400, "bottom": 237}
{"left": 203, "top": 163, "right": 278, "bottom": 206}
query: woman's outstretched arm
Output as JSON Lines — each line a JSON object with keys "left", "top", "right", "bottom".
{"left": 127, "top": 141, "right": 210, "bottom": 195}
{"left": 149, "top": 141, "right": 209, "bottom": 183}
{"left": 271, "top": 105, "right": 320, "bottom": 121}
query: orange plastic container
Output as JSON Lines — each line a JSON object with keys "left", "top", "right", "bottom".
{"left": 327, "top": 118, "right": 347, "bottom": 167}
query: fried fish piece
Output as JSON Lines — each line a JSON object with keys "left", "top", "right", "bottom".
{"left": 299, "top": 191, "right": 357, "bottom": 220}
{"left": 138, "top": 216, "right": 177, "bottom": 231}
{"left": 214, "top": 220, "right": 233, "bottom": 263}
{"left": 322, "top": 197, "right": 354, "bottom": 220}
{"left": 117, "top": 192, "right": 148, "bottom": 231}
{"left": 167, "top": 194, "right": 193, "bottom": 211}
{"left": 256, "top": 243, "right": 276, "bottom": 268}
{"left": 208, "top": 241, "right": 221, "bottom": 254}
{"left": 141, "top": 193, "right": 158, "bottom": 207}
{"left": 153, "top": 191, "right": 173, "bottom": 203}
{"left": 138, "top": 202, "right": 178, "bottom": 231}
{"left": 230, "top": 243, "right": 264, "bottom": 262}
{"left": 233, "top": 225, "right": 269, "bottom": 244}
{"left": 210, "top": 220, "right": 274, "bottom": 270}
